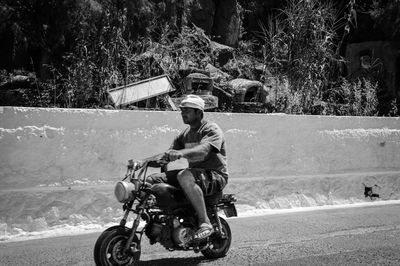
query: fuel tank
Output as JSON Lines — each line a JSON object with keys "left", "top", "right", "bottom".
{"left": 150, "top": 183, "right": 190, "bottom": 208}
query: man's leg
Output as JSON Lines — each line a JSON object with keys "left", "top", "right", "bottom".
{"left": 176, "top": 169, "right": 210, "bottom": 226}
{"left": 147, "top": 169, "right": 181, "bottom": 186}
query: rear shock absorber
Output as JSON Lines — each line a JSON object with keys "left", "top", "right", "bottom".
{"left": 212, "top": 206, "right": 225, "bottom": 238}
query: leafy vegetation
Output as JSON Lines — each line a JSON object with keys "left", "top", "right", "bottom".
{"left": 0, "top": 0, "right": 398, "bottom": 116}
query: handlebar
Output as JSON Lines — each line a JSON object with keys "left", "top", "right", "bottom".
{"left": 126, "top": 151, "right": 182, "bottom": 181}
{"left": 128, "top": 153, "right": 172, "bottom": 170}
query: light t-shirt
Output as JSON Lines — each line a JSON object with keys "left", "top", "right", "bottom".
{"left": 171, "top": 120, "right": 228, "bottom": 181}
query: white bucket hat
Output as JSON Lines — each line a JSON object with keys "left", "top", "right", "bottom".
{"left": 179, "top": 95, "right": 205, "bottom": 111}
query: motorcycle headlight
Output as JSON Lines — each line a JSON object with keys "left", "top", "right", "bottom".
{"left": 114, "top": 181, "right": 138, "bottom": 203}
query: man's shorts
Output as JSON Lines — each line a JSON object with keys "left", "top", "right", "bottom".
{"left": 147, "top": 168, "right": 227, "bottom": 196}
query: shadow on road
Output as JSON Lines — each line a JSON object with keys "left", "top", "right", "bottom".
{"left": 139, "top": 256, "right": 217, "bottom": 265}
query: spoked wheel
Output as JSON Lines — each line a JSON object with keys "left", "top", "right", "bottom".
{"left": 94, "top": 226, "right": 121, "bottom": 265}
{"left": 201, "top": 217, "right": 232, "bottom": 259}
{"left": 96, "top": 226, "right": 141, "bottom": 266}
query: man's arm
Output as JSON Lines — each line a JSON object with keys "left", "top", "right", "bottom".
{"left": 166, "top": 142, "right": 212, "bottom": 162}
{"left": 130, "top": 131, "right": 186, "bottom": 169}
{"left": 130, "top": 153, "right": 169, "bottom": 169}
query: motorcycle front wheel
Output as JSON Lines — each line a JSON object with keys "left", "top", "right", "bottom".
{"left": 95, "top": 226, "right": 141, "bottom": 266}
{"left": 201, "top": 216, "right": 232, "bottom": 259}
{"left": 94, "top": 225, "right": 121, "bottom": 265}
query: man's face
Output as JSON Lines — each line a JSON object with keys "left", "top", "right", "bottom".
{"left": 180, "top": 107, "right": 201, "bottom": 124}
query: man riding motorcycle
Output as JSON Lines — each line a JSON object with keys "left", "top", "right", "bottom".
{"left": 132, "top": 94, "right": 228, "bottom": 240}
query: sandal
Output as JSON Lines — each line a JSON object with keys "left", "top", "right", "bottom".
{"left": 194, "top": 223, "right": 214, "bottom": 240}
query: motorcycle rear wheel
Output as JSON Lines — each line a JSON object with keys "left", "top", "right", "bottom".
{"left": 201, "top": 216, "right": 232, "bottom": 259}
{"left": 96, "top": 226, "right": 141, "bottom": 266}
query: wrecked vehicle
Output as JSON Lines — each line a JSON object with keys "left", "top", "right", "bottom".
{"left": 228, "top": 78, "right": 269, "bottom": 113}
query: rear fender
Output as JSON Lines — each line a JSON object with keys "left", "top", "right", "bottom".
{"left": 217, "top": 194, "right": 237, "bottom": 217}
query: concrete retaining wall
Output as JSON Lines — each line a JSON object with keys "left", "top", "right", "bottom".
{"left": 1, "top": 107, "right": 400, "bottom": 188}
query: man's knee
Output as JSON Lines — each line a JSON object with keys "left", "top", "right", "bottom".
{"left": 176, "top": 169, "right": 195, "bottom": 186}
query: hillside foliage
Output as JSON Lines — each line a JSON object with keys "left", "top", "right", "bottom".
{"left": 0, "top": 0, "right": 399, "bottom": 115}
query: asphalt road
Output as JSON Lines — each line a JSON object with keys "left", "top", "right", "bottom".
{"left": 1, "top": 204, "right": 400, "bottom": 266}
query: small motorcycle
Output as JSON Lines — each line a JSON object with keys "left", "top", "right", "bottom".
{"left": 94, "top": 155, "right": 237, "bottom": 265}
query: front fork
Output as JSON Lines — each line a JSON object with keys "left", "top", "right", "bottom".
{"left": 120, "top": 201, "right": 133, "bottom": 227}
{"left": 125, "top": 211, "right": 143, "bottom": 253}
{"left": 123, "top": 194, "right": 150, "bottom": 253}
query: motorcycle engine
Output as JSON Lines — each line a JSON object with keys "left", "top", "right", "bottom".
{"left": 145, "top": 218, "right": 195, "bottom": 249}
{"left": 146, "top": 222, "right": 174, "bottom": 248}
{"left": 172, "top": 226, "right": 195, "bottom": 247}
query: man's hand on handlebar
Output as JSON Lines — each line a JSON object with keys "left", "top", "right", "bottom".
{"left": 164, "top": 149, "right": 183, "bottom": 162}
{"left": 128, "top": 150, "right": 181, "bottom": 170}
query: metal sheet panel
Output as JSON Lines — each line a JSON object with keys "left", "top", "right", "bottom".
{"left": 108, "top": 75, "right": 175, "bottom": 107}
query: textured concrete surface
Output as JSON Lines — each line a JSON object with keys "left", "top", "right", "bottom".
{"left": 1, "top": 107, "right": 400, "bottom": 241}
{"left": 1, "top": 204, "right": 399, "bottom": 265}
{"left": 1, "top": 107, "right": 400, "bottom": 189}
